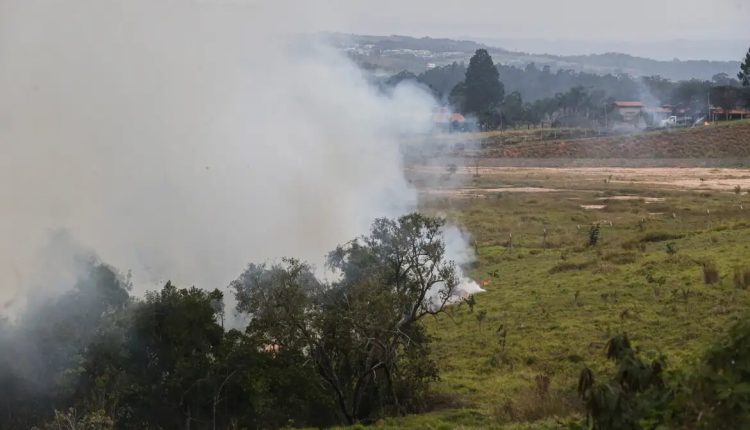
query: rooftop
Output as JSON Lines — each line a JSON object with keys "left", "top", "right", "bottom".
{"left": 613, "top": 101, "right": 644, "bottom": 108}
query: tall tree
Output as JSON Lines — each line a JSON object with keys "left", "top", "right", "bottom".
{"left": 457, "top": 49, "right": 504, "bottom": 129}
{"left": 739, "top": 46, "right": 750, "bottom": 87}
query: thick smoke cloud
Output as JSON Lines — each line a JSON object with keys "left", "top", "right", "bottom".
{"left": 0, "top": 1, "right": 470, "bottom": 318}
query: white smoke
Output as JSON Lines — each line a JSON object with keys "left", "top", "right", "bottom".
{"left": 0, "top": 0, "right": 477, "bottom": 319}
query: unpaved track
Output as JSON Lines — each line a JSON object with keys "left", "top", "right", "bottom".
{"left": 410, "top": 166, "right": 750, "bottom": 193}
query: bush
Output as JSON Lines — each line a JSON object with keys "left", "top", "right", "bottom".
{"left": 671, "top": 315, "right": 750, "bottom": 429}
{"left": 588, "top": 224, "right": 600, "bottom": 247}
{"left": 640, "top": 231, "right": 684, "bottom": 243}
{"left": 494, "top": 375, "right": 579, "bottom": 423}
{"left": 577, "top": 334, "right": 666, "bottom": 430}
{"left": 549, "top": 260, "right": 596, "bottom": 274}
{"left": 602, "top": 251, "right": 637, "bottom": 265}
{"left": 734, "top": 265, "right": 750, "bottom": 289}
{"left": 702, "top": 260, "right": 720, "bottom": 284}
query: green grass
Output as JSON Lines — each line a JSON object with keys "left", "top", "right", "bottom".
{"left": 370, "top": 171, "right": 750, "bottom": 429}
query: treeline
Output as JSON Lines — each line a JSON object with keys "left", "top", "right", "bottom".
{"left": 385, "top": 49, "right": 750, "bottom": 129}
{"left": 0, "top": 214, "right": 460, "bottom": 429}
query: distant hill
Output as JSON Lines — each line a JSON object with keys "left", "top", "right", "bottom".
{"left": 324, "top": 33, "right": 740, "bottom": 81}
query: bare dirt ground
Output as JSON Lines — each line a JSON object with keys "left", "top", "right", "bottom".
{"left": 411, "top": 165, "right": 750, "bottom": 193}
{"left": 478, "top": 166, "right": 750, "bottom": 191}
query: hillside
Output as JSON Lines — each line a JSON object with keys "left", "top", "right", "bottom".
{"left": 477, "top": 121, "right": 750, "bottom": 159}
{"left": 412, "top": 120, "right": 750, "bottom": 162}
{"left": 325, "top": 33, "right": 740, "bottom": 81}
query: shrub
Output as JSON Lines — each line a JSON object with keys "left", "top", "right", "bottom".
{"left": 701, "top": 260, "right": 720, "bottom": 284}
{"left": 671, "top": 315, "right": 750, "bottom": 429}
{"left": 640, "top": 231, "right": 684, "bottom": 243}
{"left": 734, "top": 265, "right": 750, "bottom": 289}
{"left": 621, "top": 240, "right": 647, "bottom": 252}
{"left": 588, "top": 224, "right": 600, "bottom": 247}
{"left": 577, "top": 334, "right": 666, "bottom": 430}
{"left": 549, "top": 260, "right": 597, "bottom": 274}
{"left": 494, "top": 375, "right": 579, "bottom": 423}
{"left": 603, "top": 251, "right": 637, "bottom": 265}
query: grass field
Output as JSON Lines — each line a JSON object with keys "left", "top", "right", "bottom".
{"left": 357, "top": 163, "right": 750, "bottom": 429}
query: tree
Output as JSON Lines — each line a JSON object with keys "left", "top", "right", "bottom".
{"left": 739, "top": 47, "right": 750, "bottom": 87}
{"left": 454, "top": 49, "right": 505, "bottom": 129}
{"left": 232, "top": 214, "right": 460, "bottom": 424}
{"left": 502, "top": 91, "right": 526, "bottom": 126}
{"left": 0, "top": 261, "right": 131, "bottom": 429}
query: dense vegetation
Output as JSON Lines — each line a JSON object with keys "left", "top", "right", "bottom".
{"left": 0, "top": 214, "right": 464, "bottom": 429}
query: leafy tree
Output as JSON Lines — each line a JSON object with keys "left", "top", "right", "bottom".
{"left": 232, "top": 214, "right": 459, "bottom": 424}
{"left": 739, "top": 46, "right": 750, "bottom": 87}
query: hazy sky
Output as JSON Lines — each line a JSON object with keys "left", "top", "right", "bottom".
{"left": 299, "top": 0, "right": 749, "bottom": 60}
{"left": 320, "top": 0, "right": 748, "bottom": 41}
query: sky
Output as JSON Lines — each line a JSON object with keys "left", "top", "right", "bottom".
{"left": 308, "top": 0, "right": 749, "bottom": 60}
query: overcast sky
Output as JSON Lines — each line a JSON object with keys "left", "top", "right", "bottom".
{"left": 304, "top": 0, "right": 749, "bottom": 60}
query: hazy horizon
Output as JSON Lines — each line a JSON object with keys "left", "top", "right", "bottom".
{"left": 311, "top": 0, "right": 749, "bottom": 62}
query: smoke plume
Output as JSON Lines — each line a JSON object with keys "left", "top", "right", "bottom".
{"left": 0, "top": 1, "right": 476, "bottom": 319}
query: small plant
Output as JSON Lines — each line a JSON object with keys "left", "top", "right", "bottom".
{"left": 637, "top": 218, "right": 647, "bottom": 231}
{"left": 534, "top": 374, "right": 551, "bottom": 400}
{"left": 496, "top": 324, "right": 507, "bottom": 350}
{"left": 574, "top": 290, "right": 583, "bottom": 307}
{"left": 734, "top": 265, "right": 750, "bottom": 289}
{"left": 476, "top": 309, "right": 487, "bottom": 328}
{"left": 701, "top": 260, "right": 720, "bottom": 285}
{"left": 588, "top": 223, "right": 601, "bottom": 247}
{"left": 665, "top": 242, "right": 677, "bottom": 255}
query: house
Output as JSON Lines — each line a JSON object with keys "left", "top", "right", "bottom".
{"left": 709, "top": 107, "right": 750, "bottom": 122}
{"left": 613, "top": 101, "right": 644, "bottom": 122}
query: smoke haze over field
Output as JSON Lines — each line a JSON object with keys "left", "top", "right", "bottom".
{"left": 0, "top": 0, "right": 452, "bottom": 316}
